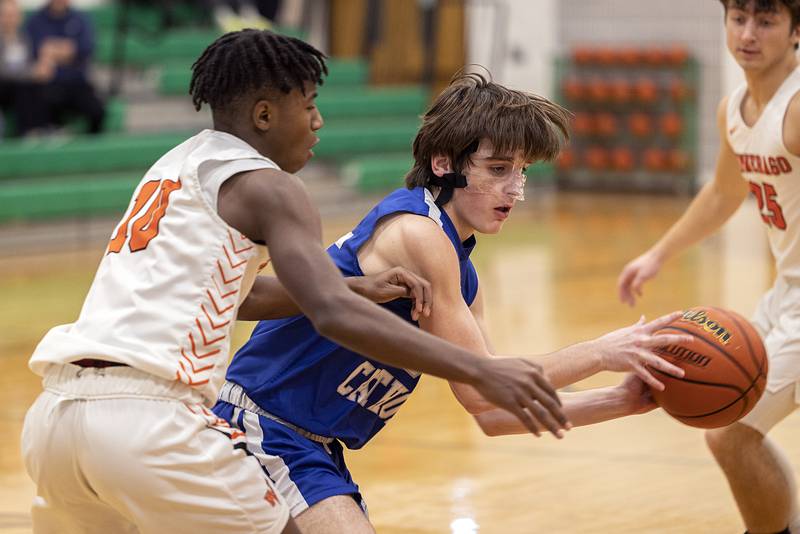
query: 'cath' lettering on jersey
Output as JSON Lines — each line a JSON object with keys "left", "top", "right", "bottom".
{"left": 336, "top": 361, "right": 412, "bottom": 419}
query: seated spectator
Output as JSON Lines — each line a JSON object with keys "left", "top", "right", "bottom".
{"left": 0, "top": 0, "right": 52, "bottom": 137}
{"left": 25, "top": 0, "right": 105, "bottom": 134}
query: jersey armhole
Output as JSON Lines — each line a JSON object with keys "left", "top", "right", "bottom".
{"left": 196, "top": 158, "right": 277, "bottom": 213}
{"left": 780, "top": 89, "right": 800, "bottom": 157}
{"left": 352, "top": 210, "right": 440, "bottom": 277}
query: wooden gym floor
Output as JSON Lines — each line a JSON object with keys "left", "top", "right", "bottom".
{"left": 0, "top": 191, "right": 795, "bottom": 533}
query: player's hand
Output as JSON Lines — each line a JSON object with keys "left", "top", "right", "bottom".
{"left": 615, "top": 373, "right": 658, "bottom": 415}
{"left": 617, "top": 250, "right": 663, "bottom": 306}
{"left": 593, "top": 311, "right": 691, "bottom": 391}
{"left": 348, "top": 267, "right": 432, "bottom": 321}
{"left": 473, "top": 357, "right": 570, "bottom": 438}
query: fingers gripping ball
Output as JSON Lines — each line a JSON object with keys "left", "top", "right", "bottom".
{"left": 651, "top": 307, "right": 768, "bottom": 428}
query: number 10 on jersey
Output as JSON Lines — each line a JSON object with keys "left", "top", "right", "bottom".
{"left": 108, "top": 178, "right": 182, "bottom": 254}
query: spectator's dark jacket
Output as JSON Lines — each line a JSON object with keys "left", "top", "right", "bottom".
{"left": 25, "top": 6, "right": 94, "bottom": 83}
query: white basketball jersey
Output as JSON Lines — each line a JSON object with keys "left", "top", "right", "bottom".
{"left": 727, "top": 67, "right": 800, "bottom": 281}
{"left": 30, "top": 130, "right": 276, "bottom": 404}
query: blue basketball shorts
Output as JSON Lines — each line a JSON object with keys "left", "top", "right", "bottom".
{"left": 212, "top": 400, "right": 367, "bottom": 518}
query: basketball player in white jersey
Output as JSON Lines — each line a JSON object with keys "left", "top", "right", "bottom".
{"left": 618, "top": 2, "right": 800, "bottom": 532}
{"left": 21, "top": 30, "right": 571, "bottom": 533}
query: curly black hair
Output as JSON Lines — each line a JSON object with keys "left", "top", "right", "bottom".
{"left": 189, "top": 29, "right": 328, "bottom": 112}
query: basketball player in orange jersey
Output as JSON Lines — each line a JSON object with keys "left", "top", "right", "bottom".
{"left": 20, "top": 30, "right": 573, "bottom": 534}
{"left": 618, "top": 2, "right": 800, "bottom": 532}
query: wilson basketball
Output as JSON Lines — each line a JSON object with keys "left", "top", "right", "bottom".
{"left": 651, "top": 307, "right": 768, "bottom": 429}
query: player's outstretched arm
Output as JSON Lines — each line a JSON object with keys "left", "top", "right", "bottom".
{"left": 238, "top": 266, "right": 432, "bottom": 321}
{"left": 359, "top": 214, "right": 573, "bottom": 436}
{"left": 474, "top": 374, "right": 656, "bottom": 436}
{"left": 617, "top": 97, "right": 750, "bottom": 307}
{"left": 218, "top": 168, "right": 569, "bottom": 437}
{"left": 530, "top": 312, "right": 692, "bottom": 391}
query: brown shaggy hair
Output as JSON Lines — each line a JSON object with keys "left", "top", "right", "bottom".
{"left": 719, "top": 0, "right": 800, "bottom": 48}
{"left": 405, "top": 69, "right": 571, "bottom": 190}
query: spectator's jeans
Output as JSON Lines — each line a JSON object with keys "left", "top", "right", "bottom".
{"left": 0, "top": 78, "right": 50, "bottom": 136}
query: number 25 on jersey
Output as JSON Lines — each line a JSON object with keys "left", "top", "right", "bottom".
{"left": 749, "top": 181, "right": 787, "bottom": 230}
{"left": 107, "top": 179, "right": 182, "bottom": 254}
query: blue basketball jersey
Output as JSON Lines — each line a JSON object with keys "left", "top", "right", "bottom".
{"left": 224, "top": 187, "right": 479, "bottom": 449}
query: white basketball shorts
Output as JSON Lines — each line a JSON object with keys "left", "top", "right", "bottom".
{"left": 739, "top": 277, "right": 800, "bottom": 433}
{"left": 21, "top": 364, "right": 290, "bottom": 533}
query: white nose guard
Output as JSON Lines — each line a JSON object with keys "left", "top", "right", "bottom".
{"left": 463, "top": 168, "right": 527, "bottom": 201}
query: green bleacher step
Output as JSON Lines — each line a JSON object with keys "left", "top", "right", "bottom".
{"left": 96, "top": 26, "right": 305, "bottom": 66}
{"left": 0, "top": 174, "right": 139, "bottom": 222}
{"left": 158, "top": 58, "right": 369, "bottom": 95}
{"left": 87, "top": 3, "right": 307, "bottom": 38}
{"left": 0, "top": 119, "right": 420, "bottom": 178}
{"left": 96, "top": 29, "right": 221, "bottom": 65}
{"left": 314, "top": 118, "right": 420, "bottom": 160}
{"left": 0, "top": 131, "right": 191, "bottom": 178}
{"left": 317, "top": 87, "right": 427, "bottom": 119}
{"left": 342, "top": 155, "right": 413, "bottom": 193}
{"left": 342, "top": 155, "right": 555, "bottom": 193}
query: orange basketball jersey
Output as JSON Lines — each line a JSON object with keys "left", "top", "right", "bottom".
{"left": 29, "top": 130, "right": 275, "bottom": 404}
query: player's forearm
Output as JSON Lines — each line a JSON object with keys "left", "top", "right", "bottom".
{"left": 451, "top": 341, "right": 604, "bottom": 411}
{"left": 649, "top": 181, "right": 744, "bottom": 263}
{"left": 475, "top": 387, "right": 630, "bottom": 436}
{"left": 238, "top": 276, "right": 300, "bottom": 320}
{"left": 524, "top": 341, "right": 603, "bottom": 390}
{"left": 238, "top": 275, "right": 371, "bottom": 321}
{"left": 313, "top": 291, "right": 484, "bottom": 384}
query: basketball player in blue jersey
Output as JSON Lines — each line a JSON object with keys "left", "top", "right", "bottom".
{"left": 619, "top": 2, "right": 800, "bottom": 533}
{"left": 213, "top": 71, "right": 693, "bottom": 533}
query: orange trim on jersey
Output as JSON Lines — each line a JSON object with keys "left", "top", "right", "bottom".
{"left": 223, "top": 244, "right": 248, "bottom": 269}
{"left": 195, "top": 318, "right": 225, "bottom": 346}
{"left": 175, "top": 367, "right": 210, "bottom": 386}
{"left": 181, "top": 349, "right": 215, "bottom": 373}
{"left": 229, "top": 231, "right": 254, "bottom": 254}
{"left": 176, "top": 230, "right": 255, "bottom": 391}
{"left": 201, "top": 303, "right": 231, "bottom": 329}
{"left": 207, "top": 289, "right": 235, "bottom": 314}
{"left": 217, "top": 260, "right": 243, "bottom": 284}
{"left": 188, "top": 333, "right": 221, "bottom": 359}
{"left": 211, "top": 276, "right": 238, "bottom": 299}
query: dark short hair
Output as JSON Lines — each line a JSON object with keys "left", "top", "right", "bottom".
{"left": 189, "top": 29, "right": 327, "bottom": 113}
{"left": 405, "top": 70, "right": 571, "bottom": 190}
{"left": 719, "top": 0, "right": 800, "bottom": 48}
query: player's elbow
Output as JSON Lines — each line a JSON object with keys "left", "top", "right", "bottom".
{"left": 461, "top": 398, "right": 494, "bottom": 415}
{"left": 474, "top": 414, "right": 503, "bottom": 437}
{"left": 306, "top": 292, "right": 352, "bottom": 338}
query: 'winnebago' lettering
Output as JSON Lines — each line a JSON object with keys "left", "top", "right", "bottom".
{"left": 737, "top": 154, "right": 792, "bottom": 176}
{"left": 657, "top": 345, "right": 711, "bottom": 368}
{"left": 680, "top": 310, "right": 732, "bottom": 345}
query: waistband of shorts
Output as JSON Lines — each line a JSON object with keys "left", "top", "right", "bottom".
{"left": 219, "top": 381, "right": 334, "bottom": 445}
{"left": 774, "top": 275, "right": 800, "bottom": 290}
{"left": 41, "top": 363, "right": 204, "bottom": 403}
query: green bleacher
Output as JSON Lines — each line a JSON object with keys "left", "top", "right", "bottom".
{"left": 0, "top": 4, "right": 445, "bottom": 223}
